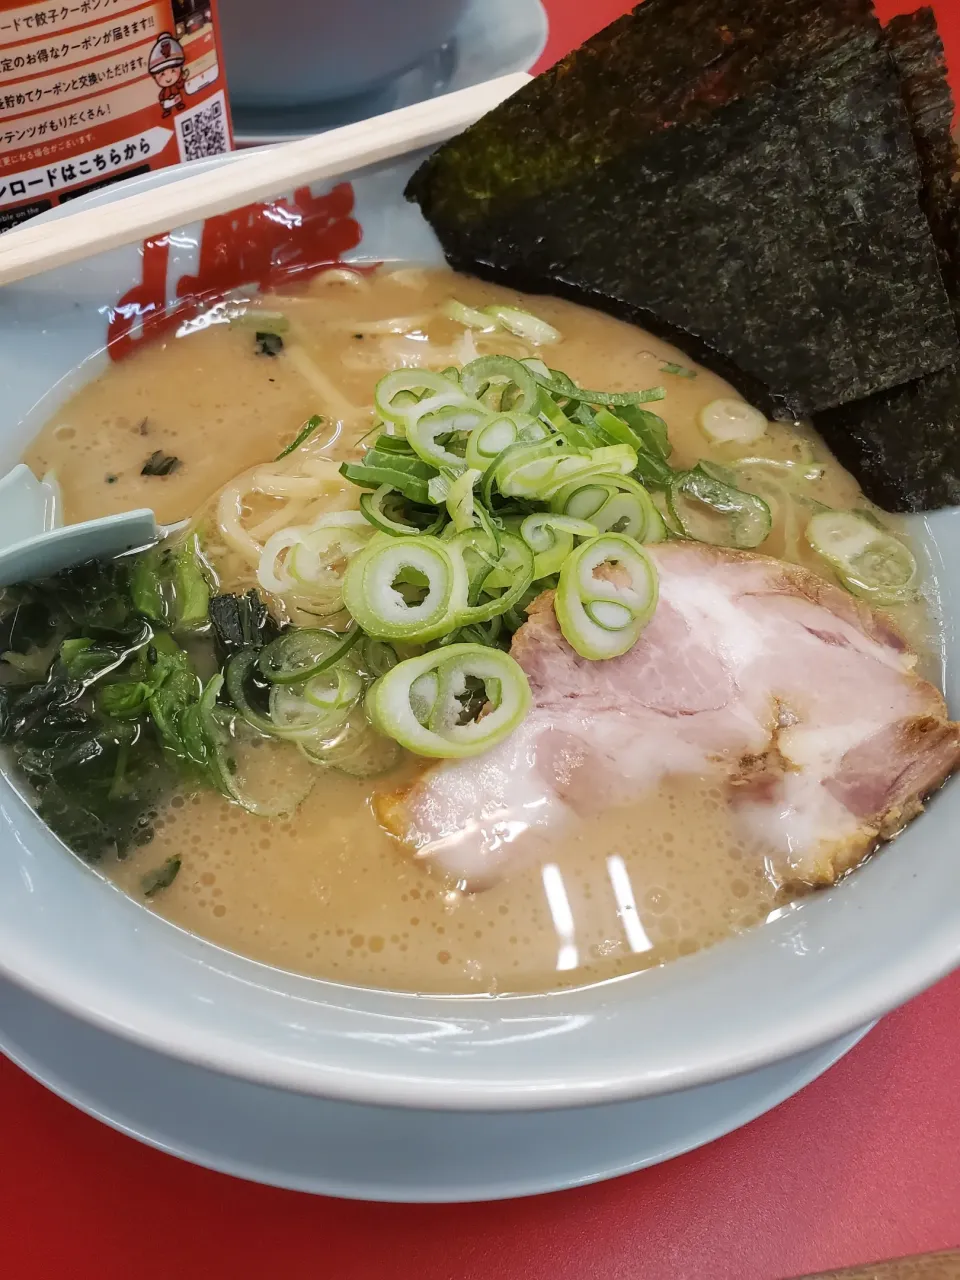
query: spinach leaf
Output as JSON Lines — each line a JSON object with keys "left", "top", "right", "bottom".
{"left": 142, "top": 856, "right": 181, "bottom": 897}
{"left": 0, "top": 545, "right": 228, "bottom": 862}
{"left": 141, "top": 451, "right": 181, "bottom": 477}
{"left": 208, "top": 589, "right": 281, "bottom": 664}
{"left": 255, "top": 332, "right": 284, "bottom": 357}
{"left": 130, "top": 536, "right": 210, "bottom": 630}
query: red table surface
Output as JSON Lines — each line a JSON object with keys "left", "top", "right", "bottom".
{"left": 4, "top": 3, "right": 960, "bottom": 1278}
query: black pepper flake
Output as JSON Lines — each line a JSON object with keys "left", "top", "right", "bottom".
{"left": 138, "top": 417, "right": 150, "bottom": 435}
{"left": 105, "top": 474, "right": 117, "bottom": 484}
{"left": 141, "top": 450, "right": 181, "bottom": 477}
{"left": 353, "top": 333, "right": 365, "bottom": 340}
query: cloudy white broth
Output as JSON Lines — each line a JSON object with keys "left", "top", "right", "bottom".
{"left": 18, "top": 265, "right": 936, "bottom": 995}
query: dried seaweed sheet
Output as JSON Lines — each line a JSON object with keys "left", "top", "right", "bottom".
{"left": 814, "top": 10, "right": 960, "bottom": 511}
{"left": 407, "top": 0, "right": 959, "bottom": 424}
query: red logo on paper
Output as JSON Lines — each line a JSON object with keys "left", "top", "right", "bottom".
{"left": 106, "top": 181, "right": 363, "bottom": 360}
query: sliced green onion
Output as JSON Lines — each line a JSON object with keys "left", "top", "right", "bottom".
{"left": 446, "top": 468, "right": 482, "bottom": 532}
{"left": 567, "top": 480, "right": 663, "bottom": 543}
{"left": 303, "top": 666, "right": 364, "bottom": 710}
{"left": 374, "top": 369, "right": 463, "bottom": 422}
{"left": 555, "top": 534, "right": 659, "bottom": 660}
{"left": 427, "top": 472, "right": 452, "bottom": 505}
{"left": 230, "top": 309, "right": 289, "bottom": 334}
{"left": 340, "top": 444, "right": 436, "bottom": 505}
{"left": 494, "top": 440, "right": 567, "bottom": 498}
{"left": 452, "top": 530, "right": 534, "bottom": 624}
{"left": 632, "top": 449, "right": 675, "bottom": 490}
{"left": 405, "top": 401, "right": 488, "bottom": 469}
{"left": 269, "top": 679, "right": 358, "bottom": 742}
{"left": 465, "top": 414, "right": 524, "bottom": 469}
{"left": 498, "top": 442, "right": 637, "bottom": 501}
{"left": 409, "top": 669, "right": 440, "bottom": 723}
{"left": 359, "top": 485, "right": 435, "bottom": 536}
{"left": 591, "top": 405, "right": 672, "bottom": 463}
{"left": 479, "top": 442, "right": 517, "bottom": 508}
{"left": 226, "top": 651, "right": 356, "bottom": 747}
{"left": 660, "top": 361, "right": 697, "bottom": 379}
{"left": 736, "top": 455, "right": 825, "bottom": 484}
{"left": 520, "top": 513, "right": 598, "bottom": 550}
{"left": 551, "top": 475, "right": 665, "bottom": 544}
{"left": 668, "top": 467, "right": 772, "bottom": 549}
{"left": 460, "top": 355, "right": 539, "bottom": 416}
{"left": 447, "top": 526, "right": 500, "bottom": 594}
{"left": 805, "top": 510, "right": 918, "bottom": 604}
{"left": 529, "top": 369, "right": 666, "bottom": 407}
{"left": 341, "top": 533, "right": 467, "bottom": 642}
{"left": 201, "top": 677, "right": 317, "bottom": 817}
{"left": 520, "top": 512, "right": 596, "bottom": 578}
{"left": 257, "top": 626, "right": 359, "bottom": 685}
{"left": 356, "top": 636, "right": 400, "bottom": 679}
{"left": 698, "top": 398, "right": 768, "bottom": 445}
{"left": 299, "top": 708, "right": 400, "bottom": 777}
{"left": 618, "top": 405, "right": 671, "bottom": 459}
{"left": 651, "top": 489, "right": 684, "bottom": 539}
{"left": 366, "top": 644, "right": 531, "bottom": 759}
{"left": 483, "top": 305, "right": 561, "bottom": 345}
{"left": 276, "top": 414, "right": 323, "bottom": 460}
{"left": 542, "top": 366, "right": 578, "bottom": 394}
{"left": 225, "top": 651, "right": 277, "bottom": 737}
{"left": 258, "top": 512, "right": 373, "bottom": 606}
{"left": 443, "top": 298, "right": 498, "bottom": 332}
{"left": 435, "top": 616, "right": 505, "bottom": 649}
{"left": 551, "top": 481, "right": 606, "bottom": 521}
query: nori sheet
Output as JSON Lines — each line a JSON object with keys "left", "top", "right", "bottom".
{"left": 814, "top": 10, "right": 960, "bottom": 511}
{"left": 406, "top": 0, "right": 959, "bottom": 423}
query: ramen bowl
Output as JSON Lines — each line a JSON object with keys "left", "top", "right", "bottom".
{"left": 1, "top": 150, "right": 959, "bottom": 1200}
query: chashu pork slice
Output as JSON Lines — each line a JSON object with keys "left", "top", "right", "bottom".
{"left": 374, "top": 542, "right": 960, "bottom": 890}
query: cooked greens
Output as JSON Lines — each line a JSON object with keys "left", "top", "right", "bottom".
{"left": 0, "top": 555, "right": 186, "bottom": 861}
{"left": 0, "top": 536, "right": 394, "bottom": 867}
{"left": 255, "top": 331, "right": 284, "bottom": 357}
{"left": 141, "top": 451, "right": 181, "bottom": 478}
{"left": 141, "top": 856, "right": 181, "bottom": 897}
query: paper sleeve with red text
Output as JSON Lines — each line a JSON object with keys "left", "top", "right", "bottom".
{"left": 0, "top": 0, "right": 234, "bottom": 230}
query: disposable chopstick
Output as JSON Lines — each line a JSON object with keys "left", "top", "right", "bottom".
{"left": 0, "top": 72, "right": 529, "bottom": 289}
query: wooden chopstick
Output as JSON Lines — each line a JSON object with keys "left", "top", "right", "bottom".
{"left": 789, "top": 1250, "right": 960, "bottom": 1278}
{"left": 0, "top": 72, "right": 530, "bottom": 289}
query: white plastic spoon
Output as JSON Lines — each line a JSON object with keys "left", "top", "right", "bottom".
{"left": 0, "top": 464, "right": 172, "bottom": 588}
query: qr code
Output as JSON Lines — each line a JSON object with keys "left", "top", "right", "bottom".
{"left": 175, "top": 91, "right": 230, "bottom": 162}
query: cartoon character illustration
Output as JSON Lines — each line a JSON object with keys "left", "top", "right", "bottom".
{"left": 148, "top": 33, "right": 188, "bottom": 116}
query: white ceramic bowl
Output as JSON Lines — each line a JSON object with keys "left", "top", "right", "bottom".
{"left": 1, "top": 151, "right": 959, "bottom": 1166}
{"left": 219, "top": 0, "right": 471, "bottom": 109}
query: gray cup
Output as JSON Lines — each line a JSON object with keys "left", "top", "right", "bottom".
{"left": 219, "top": 0, "right": 471, "bottom": 110}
